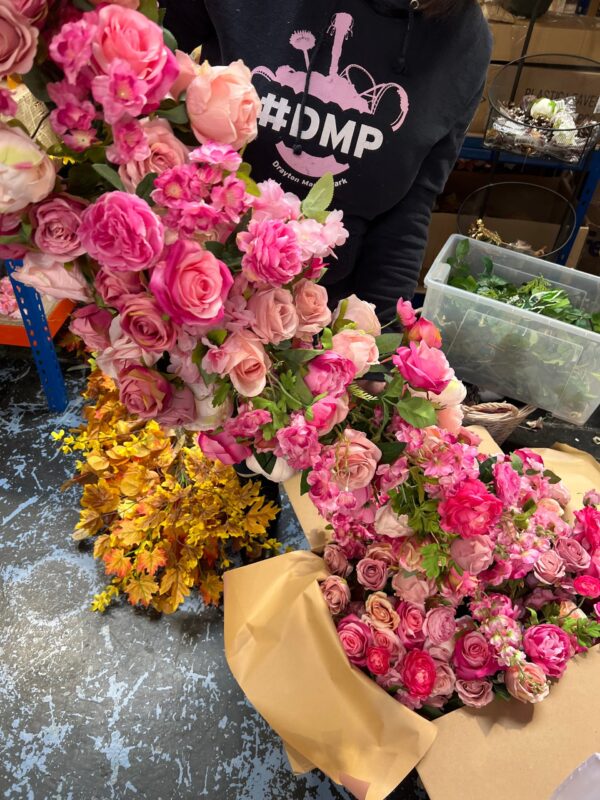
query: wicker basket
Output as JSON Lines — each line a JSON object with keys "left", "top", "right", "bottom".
{"left": 462, "top": 402, "right": 537, "bottom": 446}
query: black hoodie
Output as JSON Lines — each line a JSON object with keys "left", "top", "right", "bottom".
{"left": 163, "top": 0, "right": 492, "bottom": 322}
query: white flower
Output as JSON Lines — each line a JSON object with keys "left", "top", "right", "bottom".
{"left": 530, "top": 97, "right": 556, "bottom": 120}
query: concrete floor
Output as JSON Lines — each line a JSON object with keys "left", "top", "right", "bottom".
{"left": 0, "top": 356, "right": 429, "bottom": 800}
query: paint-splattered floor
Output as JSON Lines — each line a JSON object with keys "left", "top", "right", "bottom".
{"left": 0, "top": 355, "right": 430, "bottom": 800}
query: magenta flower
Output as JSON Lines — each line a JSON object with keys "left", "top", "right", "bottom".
{"left": 238, "top": 218, "right": 303, "bottom": 286}
{"left": 392, "top": 341, "right": 454, "bottom": 395}
{"left": 49, "top": 18, "right": 96, "bottom": 84}
{"left": 92, "top": 59, "right": 148, "bottom": 124}
{"left": 107, "top": 116, "right": 150, "bottom": 164}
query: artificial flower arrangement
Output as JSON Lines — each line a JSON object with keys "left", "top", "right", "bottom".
{"left": 54, "top": 368, "right": 279, "bottom": 613}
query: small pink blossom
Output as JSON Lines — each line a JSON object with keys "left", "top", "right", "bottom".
{"left": 107, "top": 116, "right": 150, "bottom": 164}
{"left": 189, "top": 140, "right": 242, "bottom": 173}
{"left": 0, "top": 87, "right": 17, "bottom": 116}
{"left": 49, "top": 18, "right": 96, "bottom": 84}
{"left": 151, "top": 164, "right": 204, "bottom": 208}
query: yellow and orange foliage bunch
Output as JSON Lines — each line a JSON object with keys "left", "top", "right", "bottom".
{"left": 54, "top": 370, "right": 279, "bottom": 613}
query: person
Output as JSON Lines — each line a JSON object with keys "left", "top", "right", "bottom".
{"left": 163, "top": 0, "right": 492, "bottom": 324}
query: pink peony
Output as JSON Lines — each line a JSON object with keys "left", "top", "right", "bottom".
{"left": 493, "top": 461, "right": 522, "bottom": 507}
{"left": 202, "top": 332, "right": 270, "bottom": 397}
{"left": 366, "top": 646, "right": 391, "bottom": 676}
{"left": 523, "top": 624, "right": 573, "bottom": 678}
{"left": 396, "top": 298, "right": 417, "bottom": 328}
{"left": 95, "top": 267, "right": 144, "bottom": 310}
{"left": 0, "top": 0, "right": 38, "bottom": 77}
{"left": 396, "top": 601, "right": 426, "bottom": 649}
{"left": 49, "top": 18, "right": 95, "bottom": 84}
{"left": 11, "top": 254, "right": 91, "bottom": 303}
{"left": 573, "top": 575, "right": 600, "bottom": 599}
{"left": 252, "top": 178, "right": 301, "bottom": 222}
{"left": 393, "top": 341, "right": 454, "bottom": 395}
{"left": 450, "top": 535, "right": 494, "bottom": 575}
{"left": 333, "top": 294, "right": 381, "bottom": 336}
{"left": 293, "top": 279, "right": 332, "bottom": 338}
{"left": 305, "top": 351, "right": 356, "bottom": 398}
{"left": 455, "top": 678, "right": 494, "bottom": 708}
{"left": 0, "top": 125, "right": 56, "bottom": 214}
{"left": 533, "top": 550, "right": 566, "bottom": 585}
{"left": 330, "top": 428, "right": 382, "bottom": 491}
{"left": 505, "top": 663, "right": 550, "bottom": 704}
{"left": 118, "top": 118, "right": 189, "bottom": 191}
{"left": 31, "top": 194, "right": 87, "bottom": 261}
{"left": 118, "top": 365, "right": 172, "bottom": 419}
{"left": 247, "top": 287, "right": 298, "bottom": 344}
{"left": 356, "top": 558, "right": 388, "bottom": 591}
{"left": 238, "top": 218, "right": 303, "bottom": 286}
{"left": 423, "top": 607, "right": 456, "bottom": 646}
{"left": 79, "top": 192, "right": 164, "bottom": 272}
{"left": 439, "top": 479, "right": 503, "bottom": 539}
{"left": 309, "top": 394, "right": 349, "bottom": 435}
{"left": 331, "top": 330, "right": 379, "bottom": 378}
{"left": 150, "top": 239, "right": 232, "bottom": 328}
{"left": 70, "top": 305, "right": 112, "bottom": 351}
{"left": 406, "top": 318, "right": 442, "bottom": 348}
{"left": 275, "top": 413, "right": 320, "bottom": 470}
{"left": 337, "top": 614, "right": 372, "bottom": 666}
{"left": 453, "top": 631, "right": 498, "bottom": 680}
{"left": 400, "top": 649, "right": 437, "bottom": 699}
{"left": 574, "top": 506, "right": 600, "bottom": 550}
{"left": 198, "top": 431, "right": 251, "bottom": 466}
{"left": 119, "top": 293, "right": 176, "bottom": 353}
{"left": 320, "top": 576, "right": 351, "bottom": 616}
{"left": 186, "top": 59, "right": 260, "bottom": 149}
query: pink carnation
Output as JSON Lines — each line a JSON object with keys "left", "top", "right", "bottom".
{"left": 189, "top": 141, "right": 242, "bottom": 173}
{"left": 251, "top": 179, "right": 301, "bottom": 222}
{"left": 238, "top": 218, "right": 303, "bottom": 286}
{"left": 107, "top": 116, "right": 150, "bottom": 164}
{"left": 392, "top": 341, "right": 454, "bottom": 395}
{"left": 274, "top": 413, "right": 321, "bottom": 470}
{"left": 523, "top": 624, "right": 573, "bottom": 678}
{"left": 305, "top": 351, "right": 356, "bottom": 398}
{"left": 439, "top": 479, "right": 503, "bottom": 539}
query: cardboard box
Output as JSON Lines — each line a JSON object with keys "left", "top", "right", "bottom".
{"left": 488, "top": 13, "right": 600, "bottom": 62}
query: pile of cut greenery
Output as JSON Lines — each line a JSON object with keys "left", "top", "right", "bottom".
{"left": 448, "top": 239, "right": 600, "bottom": 333}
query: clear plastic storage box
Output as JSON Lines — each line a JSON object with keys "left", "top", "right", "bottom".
{"left": 423, "top": 235, "right": 600, "bottom": 425}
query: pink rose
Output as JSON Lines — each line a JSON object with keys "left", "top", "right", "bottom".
{"left": 324, "top": 544, "right": 352, "bottom": 578}
{"left": 118, "top": 365, "right": 172, "bottom": 419}
{"left": 203, "top": 332, "right": 270, "bottom": 397}
{"left": 31, "top": 194, "right": 87, "bottom": 261}
{"left": 393, "top": 341, "right": 454, "bottom": 395}
{"left": 523, "top": 624, "right": 573, "bottom": 678}
{"left": 505, "top": 663, "right": 550, "bottom": 704}
{"left": 533, "top": 550, "right": 566, "bottom": 585}
{"left": 170, "top": 49, "right": 200, "bottom": 99}
{"left": 119, "top": 293, "right": 177, "bottom": 353}
{"left": 185, "top": 59, "right": 260, "bottom": 149}
{"left": 392, "top": 574, "right": 435, "bottom": 606}
{"left": 238, "top": 218, "right": 303, "bottom": 286}
{"left": 450, "top": 535, "right": 494, "bottom": 575}
{"left": 574, "top": 506, "right": 600, "bottom": 550}
{"left": 150, "top": 239, "right": 232, "bottom": 327}
{"left": 453, "top": 631, "right": 498, "bottom": 680}
{"left": 396, "top": 298, "right": 417, "bottom": 328}
{"left": 70, "top": 305, "right": 112, "bottom": 351}
{"left": 331, "top": 329, "right": 379, "bottom": 378}
{"left": 406, "top": 318, "right": 442, "bottom": 348}
{"left": 92, "top": 5, "right": 177, "bottom": 105}
{"left": 11, "top": 254, "right": 91, "bottom": 303}
{"left": 526, "top": 587, "right": 556, "bottom": 611}
{"left": 248, "top": 287, "right": 298, "bottom": 344}
{"left": 79, "top": 192, "right": 164, "bottom": 272}
{"left": 493, "top": 461, "right": 522, "bottom": 507}
{"left": 95, "top": 318, "right": 158, "bottom": 378}
{"left": 309, "top": 394, "right": 349, "bottom": 435}
{"left": 366, "top": 646, "right": 391, "bottom": 676}
{"left": 423, "top": 607, "right": 456, "bottom": 646}
{"left": 12, "top": 0, "right": 48, "bottom": 24}
{"left": 95, "top": 267, "right": 144, "bottom": 310}
{"left": 337, "top": 614, "right": 373, "bottom": 666}
{"left": 455, "top": 679, "right": 494, "bottom": 708}
{"left": 584, "top": 490, "right": 600, "bottom": 507}
{"left": 364, "top": 592, "right": 400, "bottom": 630}
{"left": 426, "top": 639, "right": 454, "bottom": 663}
{"left": 0, "top": 0, "right": 38, "bottom": 77}
{"left": 397, "top": 538, "right": 425, "bottom": 573}
{"left": 293, "top": 279, "right": 331, "bottom": 338}
{"left": 331, "top": 428, "right": 381, "bottom": 491}
{"left": 157, "top": 385, "right": 198, "bottom": 428}
{"left": 400, "top": 649, "right": 437, "bottom": 699}
{"left": 333, "top": 294, "right": 381, "bottom": 336}
{"left": 119, "top": 118, "right": 189, "bottom": 191}
{"left": 430, "top": 661, "right": 456, "bottom": 702}
{"left": 372, "top": 628, "right": 405, "bottom": 665}
{"left": 320, "top": 576, "right": 351, "bottom": 616}
{"left": 573, "top": 575, "right": 600, "bottom": 599}
{"left": 0, "top": 125, "right": 56, "bottom": 214}
{"left": 439, "top": 479, "right": 503, "bottom": 539}
{"left": 396, "top": 601, "right": 426, "bottom": 648}
{"left": 356, "top": 558, "right": 388, "bottom": 591}
{"left": 305, "top": 352, "right": 356, "bottom": 399}
{"left": 198, "top": 431, "right": 251, "bottom": 466}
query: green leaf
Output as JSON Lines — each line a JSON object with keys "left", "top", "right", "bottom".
{"left": 395, "top": 396, "right": 437, "bottom": 429}
{"left": 421, "top": 543, "right": 443, "bottom": 580}
{"left": 375, "top": 333, "right": 403, "bottom": 357}
{"left": 212, "top": 380, "right": 231, "bottom": 407}
{"left": 384, "top": 374, "right": 406, "bottom": 399}
{"left": 92, "top": 164, "right": 125, "bottom": 192}
{"left": 455, "top": 238, "right": 470, "bottom": 259}
{"left": 378, "top": 441, "right": 407, "bottom": 465}
{"left": 204, "top": 241, "right": 226, "bottom": 258}
{"left": 493, "top": 686, "right": 511, "bottom": 702}
{"left": 138, "top": 0, "right": 159, "bottom": 22}
{"left": 283, "top": 348, "right": 322, "bottom": 366}
{"left": 135, "top": 172, "right": 158, "bottom": 203}
{"left": 482, "top": 256, "right": 494, "bottom": 277}
{"left": 510, "top": 454, "right": 524, "bottom": 475}
{"left": 238, "top": 171, "right": 261, "bottom": 197}
{"left": 300, "top": 469, "right": 310, "bottom": 496}
{"left": 301, "top": 173, "right": 334, "bottom": 219}
{"left": 157, "top": 103, "right": 189, "bottom": 125}
{"left": 527, "top": 607, "right": 540, "bottom": 626}
{"left": 543, "top": 468, "right": 561, "bottom": 485}
{"left": 321, "top": 327, "right": 333, "bottom": 350}
{"left": 254, "top": 450, "right": 277, "bottom": 476}
{"left": 0, "top": 233, "right": 24, "bottom": 245}
{"left": 21, "top": 65, "right": 51, "bottom": 103}
{"left": 72, "top": 0, "right": 94, "bottom": 9}
{"left": 163, "top": 27, "right": 178, "bottom": 52}
{"left": 207, "top": 329, "right": 228, "bottom": 346}
{"left": 478, "top": 456, "right": 496, "bottom": 484}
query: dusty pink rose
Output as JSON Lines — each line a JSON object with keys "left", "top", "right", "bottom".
{"left": 337, "top": 614, "right": 372, "bottom": 666}
{"left": 150, "top": 239, "right": 232, "bottom": 327}
{"left": 584, "top": 490, "right": 600, "bottom": 507}
{"left": 493, "top": 461, "right": 521, "bottom": 507}
{"left": 366, "top": 646, "right": 390, "bottom": 676}
{"left": 198, "top": 431, "right": 251, "bottom": 466}
{"left": 70, "top": 305, "right": 112, "bottom": 351}
{"left": 372, "top": 628, "right": 405, "bottom": 665}
{"left": 170, "top": 49, "right": 200, "bottom": 99}
{"left": 248, "top": 287, "right": 298, "bottom": 344}
{"left": 0, "top": 125, "right": 56, "bottom": 214}
{"left": 400, "top": 649, "right": 436, "bottom": 699}
{"left": 430, "top": 661, "right": 456, "bottom": 702}
{"left": 119, "top": 294, "right": 176, "bottom": 353}
{"left": 0, "top": 0, "right": 38, "bottom": 77}
{"left": 309, "top": 394, "right": 349, "bottom": 435}
{"left": 202, "top": 332, "right": 270, "bottom": 397}
{"left": 450, "top": 535, "right": 494, "bottom": 575}
{"left": 331, "top": 330, "right": 379, "bottom": 378}
{"left": 331, "top": 428, "right": 382, "bottom": 491}
{"left": 426, "top": 639, "right": 454, "bottom": 663}
{"left": 11, "top": 254, "right": 91, "bottom": 303}
{"left": 396, "top": 298, "right": 417, "bottom": 328}
{"left": 157, "top": 386, "right": 198, "bottom": 428}
{"left": 439, "top": 479, "right": 503, "bottom": 539}
{"left": 12, "top": 0, "right": 48, "bottom": 24}
{"left": 293, "top": 279, "right": 331, "bottom": 338}
{"left": 423, "top": 607, "right": 456, "bottom": 646}
{"left": 533, "top": 550, "right": 566, "bottom": 585}
{"left": 321, "top": 576, "right": 351, "bottom": 616}
{"left": 95, "top": 268, "right": 144, "bottom": 311}
{"left": 356, "top": 558, "right": 388, "bottom": 591}
{"left": 333, "top": 294, "right": 381, "bottom": 336}
{"left": 364, "top": 592, "right": 400, "bottom": 630}
{"left": 31, "top": 194, "right": 87, "bottom": 261}
{"left": 505, "top": 663, "right": 550, "bottom": 703}
{"left": 455, "top": 678, "right": 494, "bottom": 708}
{"left": 392, "top": 574, "right": 435, "bottom": 606}
{"left": 523, "top": 624, "right": 572, "bottom": 678}
{"left": 118, "top": 365, "right": 172, "bottom": 419}
{"left": 186, "top": 59, "right": 260, "bottom": 149}
{"left": 393, "top": 341, "right": 454, "bottom": 395}
{"left": 119, "top": 118, "right": 189, "bottom": 191}
{"left": 95, "top": 318, "right": 158, "bottom": 379}
{"left": 238, "top": 218, "right": 303, "bottom": 286}
{"left": 573, "top": 575, "right": 600, "bottom": 598}
{"left": 305, "top": 351, "right": 356, "bottom": 399}
{"left": 453, "top": 631, "right": 498, "bottom": 680}
{"left": 396, "top": 601, "right": 426, "bottom": 648}
{"left": 406, "top": 318, "right": 442, "bottom": 348}
{"left": 324, "top": 543, "right": 351, "bottom": 578}
{"left": 374, "top": 504, "right": 412, "bottom": 539}
{"left": 79, "top": 192, "right": 164, "bottom": 272}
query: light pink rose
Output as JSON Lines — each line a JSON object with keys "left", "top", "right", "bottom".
{"left": 0, "top": 125, "right": 56, "bottom": 214}
{"left": 293, "top": 279, "right": 331, "bottom": 338}
{"left": 69, "top": 305, "right": 112, "bottom": 351}
{"left": 392, "top": 574, "right": 435, "bottom": 606}
{"left": 31, "top": 194, "right": 87, "bottom": 261}
{"left": 331, "top": 329, "right": 379, "bottom": 378}
{"left": 0, "top": 0, "right": 38, "bottom": 77}
{"left": 393, "top": 341, "right": 454, "bottom": 395}
{"left": 119, "top": 118, "right": 189, "bottom": 191}
{"left": 198, "top": 431, "right": 251, "bottom": 466}
{"left": 374, "top": 503, "right": 413, "bottom": 539}
{"left": 309, "top": 394, "right": 349, "bottom": 435}
{"left": 450, "top": 535, "right": 494, "bottom": 576}
{"left": 423, "top": 607, "right": 456, "bottom": 646}
{"left": 426, "top": 639, "right": 454, "bottom": 663}
{"left": 333, "top": 294, "right": 381, "bottom": 336}
{"left": 248, "top": 287, "right": 299, "bottom": 344}
{"left": 320, "top": 576, "right": 351, "bottom": 616}
{"left": 453, "top": 631, "right": 498, "bottom": 680}
{"left": 186, "top": 59, "right": 260, "bottom": 149}
{"left": 455, "top": 678, "right": 494, "bottom": 708}
{"left": 170, "top": 49, "right": 200, "bottom": 98}
{"left": 118, "top": 365, "right": 172, "bottom": 419}
{"left": 365, "top": 543, "right": 395, "bottom": 565}
{"left": 150, "top": 239, "right": 232, "bottom": 328}
{"left": 364, "top": 592, "right": 400, "bottom": 631}
{"left": 95, "top": 267, "right": 144, "bottom": 311}
{"left": 95, "top": 318, "right": 158, "bottom": 379}
{"left": 79, "top": 192, "right": 164, "bottom": 272}
{"left": 430, "top": 660, "right": 456, "bottom": 700}
{"left": 356, "top": 558, "right": 388, "bottom": 591}
{"left": 202, "top": 332, "right": 270, "bottom": 397}
{"left": 331, "top": 428, "right": 382, "bottom": 491}
{"left": 119, "top": 293, "right": 177, "bottom": 353}
{"left": 305, "top": 351, "right": 356, "bottom": 399}
{"left": 324, "top": 543, "right": 352, "bottom": 578}
{"left": 11, "top": 254, "right": 91, "bottom": 303}
{"left": 396, "top": 601, "right": 426, "bottom": 648}
{"left": 505, "top": 663, "right": 550, "bottom": 704}
{"left": 533, "top": 550, "right": 566, "bottom": 585}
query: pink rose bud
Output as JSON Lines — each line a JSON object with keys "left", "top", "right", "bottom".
{"left": 396, "top": 298, "right": 417, "bottom": 328}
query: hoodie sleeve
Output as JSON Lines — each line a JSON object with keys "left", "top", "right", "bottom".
{"left": 351, "top": 81, "right": 486, "bottom": 325}
{"left": 161, "top": 0, "right": 219, "bottom": 60}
